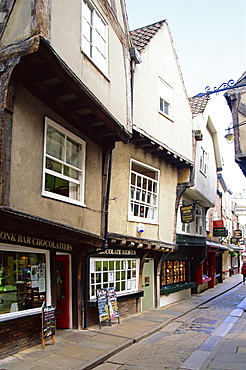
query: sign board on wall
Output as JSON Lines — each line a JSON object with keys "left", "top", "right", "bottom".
{"left": 180, "top": 204, "right": 194, "bottom": 223}
{"left": 213, "top": 227, "right": 228, "bottom": 237}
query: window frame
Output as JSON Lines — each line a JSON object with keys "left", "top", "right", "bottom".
{"left": 0, "top": 244, "right": 51, "bottom": 321}
{"left": 158, "top": 78, "right": 173, "bottom": 119}
{"left": 128, "top": 159, "right": 159, "bottom": 224}
{"left": 42, "top": 117, "right": 86, "bottom": 207}
{"left": 89, "top": 257, "right": 139, "bottom": 300}
{"left": 195, "top": 206, "right": 204, "bottom": 235}
{"left": 161, "top": 260, "right": 187, "bottom": 286}
{"left": 81, "top": 0, "right": 108, "bottom": 75}
{"left": 199, "top": 147, "right": 208, "bottom": 176}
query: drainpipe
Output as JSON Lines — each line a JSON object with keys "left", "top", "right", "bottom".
{"left": 129, "top": 47, "right": 142, "bottom": 120}
{"left": 104, "top": 149, "right": 113, "bottom": 249}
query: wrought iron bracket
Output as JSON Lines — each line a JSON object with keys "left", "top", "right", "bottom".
{"left": 195, "top": 79, "right": 246, "bottom": 97}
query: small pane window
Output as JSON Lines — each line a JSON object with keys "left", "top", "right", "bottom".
{"left": 90, "top": 258, "right": 139, "bottom": 299}
{"left": 129, "top": 160, "right": 159, "bottom": 223}
{"left": 82, "top": 0, "right": 108, "bottom": 74}
{"left": 161, "top": 260, "right": 186, "bottom": 286}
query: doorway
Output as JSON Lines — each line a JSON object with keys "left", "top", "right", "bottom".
{"left": 56, "top": 254, "right": 70, "bottom": 328}
{"left": 142, "top": 258, "right": 154, "bottom": 311}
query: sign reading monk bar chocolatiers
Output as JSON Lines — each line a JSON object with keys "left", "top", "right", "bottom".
{"left": 0, "top": 230, "right": 73, "bottom": 251}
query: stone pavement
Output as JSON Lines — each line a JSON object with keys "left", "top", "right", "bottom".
{"left": 0, "top": 274, "right": 245, "bottom": 370}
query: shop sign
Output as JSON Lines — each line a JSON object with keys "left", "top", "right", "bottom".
{"left": 97, "top": 248, "right": 137, "bottom": 256}
{"left": 180, "top": 204, "right": 194, "bottom": 223}
{"left": 213, "top": 227, "right": 228, "bottom": 237}
{"left": 0, "top": 230, "right": 72, "bottom": 251}
{"left": 231, "top": 237, "right": 240, "bottom": 245}
{"left": 97, "top": 287, "right": 119, "bottom": 329}
{"left": 213, "top": 220, "right": 224, "bottom": 227}
{"left": 234, "top": 229, "right": 242, "bottom": 239}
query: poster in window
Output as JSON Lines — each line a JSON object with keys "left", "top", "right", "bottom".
{"left": 31, "top": 265, "right": 38, "bottom": 281}
{"left": 39, "top": 277, "right": 46, "bottom": 293}
{"left": 39, "top": 263, "right": 46, "bottom": 277}
{"left": 108, "top": 272, "right": 114, "bottom": 282}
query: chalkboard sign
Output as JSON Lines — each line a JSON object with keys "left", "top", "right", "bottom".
{"left": 96, "top": 288, "right": 120, "bottom": 328}
{"left": 42, "top": 305, "right": 55, "bottom": 348}
{"left": 107, "top": 287, "right": 119, "bottom": 321}
{"left": 97, "top": 289, "right": 109, "bottom": 328}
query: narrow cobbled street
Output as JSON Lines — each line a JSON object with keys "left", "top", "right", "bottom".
{"left": 96, "top": 282, "right": 246, "bottom": 370}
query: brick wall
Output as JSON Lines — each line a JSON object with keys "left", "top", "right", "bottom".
{"left": 0, "top": 315, "right": 42, "bottom": 359}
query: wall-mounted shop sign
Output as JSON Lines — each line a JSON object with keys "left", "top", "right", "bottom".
{"left": 180, "top": 204, "right": 194, "bottom": 223}
{"left": 0, "top": 230, "right": 72, "bottom": 251}
{"left": 234, "top": 229, "right": 243, "bottom": 239}
{"left": 213, "top": 220, "right": 224, "bottom": 227}
{"left": 97, "top": 248, "right": 137, "bottom": 256}
{"left": 231, "top": 237, "right": 240, "bottom": 245}
{"left": 213, "top": 227, "right": 228, "bottom": 237}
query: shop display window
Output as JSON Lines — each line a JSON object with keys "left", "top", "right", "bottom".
{"left": 90, "top": 258, "right": 139, "bottom": 299}
{"left": 161, "top": 260, "right": 186, "bottom": 286}
{"left": 0, "top": 249, "right": 47, "bottom": 315}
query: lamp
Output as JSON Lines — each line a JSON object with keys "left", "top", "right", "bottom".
{"left": 225, "top": 128, "right": 235, "bottom": 144}
{"left": 225, "top": 120, "right": 246, "bottom": 144}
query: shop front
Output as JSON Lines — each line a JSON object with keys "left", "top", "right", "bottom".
{"left": 159, "top": 234, "right": 206, "bottom": 305}
{"left": 0, "top": 208, "right": 102, "bottom": 358}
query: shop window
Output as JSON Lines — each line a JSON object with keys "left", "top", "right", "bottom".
{"left": 90, "top": 258, "right": 139, "bottom": 299}
{"left": 82, "top": 0, "right": 108, "bottom": 75}
{"left": 161, "top": 260, "right": 186, "bottom": 286}
{"left": 42, "top": 117, "right": 86, "bottom": 206}
{"left": 0, "top": 247, "right": 49, "bottom": 316}
{"left": 129, "top": 159, "right": 159, "bottom": 223}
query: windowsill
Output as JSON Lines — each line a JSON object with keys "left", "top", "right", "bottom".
{"left": 128, "top": 216, "right": 158, "bottom": 225}
{"left": 88, "top": 290, "right": 144, "bottom": 305}
{"left": 158, "top": 110, "right": 174, "bottom": 122}
{"left": 81, "top": 51, "right": 110, "bottom": 81}
{"left": 199, "top": 170, "right": 208, "bottom": 178}
{"left": 160, "top": 282, "right": 196, "bottom": 295}
{"left": 42, "top": 192, "right": 86, "bottom": 207}
{"left": 0, "top": 307, "right": 42, "bottom": 322}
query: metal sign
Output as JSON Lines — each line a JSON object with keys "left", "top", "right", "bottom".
{"left": 180, "top": 204, "right": 194, "bottom": 223}
{"left": 213, "top": 227, "right": 228, "bottom": 237}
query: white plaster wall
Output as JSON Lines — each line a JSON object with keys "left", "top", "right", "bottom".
{"left": 133, "top": 23, "right": 193, "bottom": 162}
{"left": 51, "top": 0, "right": 130, "bottom": 129}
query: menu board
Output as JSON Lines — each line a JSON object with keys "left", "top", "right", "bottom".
{"left": 97, "top": 288, "right": 120, "bottom": 328}
{"left": 107, "top": 287, "right": 119, "bottom": 320}
{"left": 42, "top": 305, "right": 55, "bottom": 348}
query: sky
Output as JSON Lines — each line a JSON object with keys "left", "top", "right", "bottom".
{"left": 125, "top": 0, "right": 246, "bottom": 195}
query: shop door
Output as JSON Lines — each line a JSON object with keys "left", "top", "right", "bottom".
{"left": 142, "top": 258, "right": 154, "bottom": 311}
{"left": 56, "top": 255, "right": 70, "bottom": 328}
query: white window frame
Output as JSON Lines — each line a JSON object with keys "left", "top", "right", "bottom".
{"left": 42, "top": 117, "right": 86, "bottom": 206}
{"left": 0, "top": 245, "right": 50, "bottom": 321}
{"left": 195, "top": 206, "right": 204, "bottom": 235}
{"left": 81, "top": 0, "right": 108, "bottom": 75}
{"left": 199, "top": 147, "right": 208, "bottom": 176}
{"left": 129, "top": 159, "right": 159, "bottom": 223}
{"left": 89, "top": 258, "right": 139, "bottom": 299}
{"left": 159, "top": 78, "right": 173, "bottom": 119}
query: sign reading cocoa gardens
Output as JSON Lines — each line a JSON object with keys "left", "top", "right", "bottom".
{"left": 0, "top": 230, "right": 72, "bottom": 251}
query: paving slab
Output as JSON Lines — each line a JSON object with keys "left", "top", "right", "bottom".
{"left": 211, "top": 322, "right": 233, "bottom": 337}
{"left": 198, "top": 336, "right": 222, "bottom": 351}
{"left": 107, "top": 343, "right": 146, "bottom": 365}
{"left": 180, "top": 349, "right": 211, "bottom": 369}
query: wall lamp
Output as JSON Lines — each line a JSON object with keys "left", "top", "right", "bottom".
{"left": 225, "top": 120, "right": 246, "bottom": 144}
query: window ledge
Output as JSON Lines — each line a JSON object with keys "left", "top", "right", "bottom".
{"left": 160, "top": 282, "right": 195, "bottom": 295}
{"left": 88, "top": 290, "right": 144, "bottom": 306}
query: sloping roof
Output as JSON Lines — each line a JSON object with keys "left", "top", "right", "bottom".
{"left": 130, "top": 20, "right": 166, "bottom": 53}
{"left": 189, "top": 95, "right": 210, "bottom": 116}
